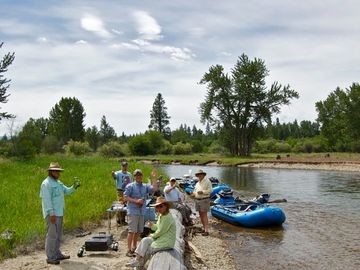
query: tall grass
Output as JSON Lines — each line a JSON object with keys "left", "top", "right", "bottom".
{"left": 0, "top": 155, "right": 158, "bottom": 261}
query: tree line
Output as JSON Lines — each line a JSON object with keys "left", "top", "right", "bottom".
{"left": 2, "top": 41, "right": 360, "bottom": 158}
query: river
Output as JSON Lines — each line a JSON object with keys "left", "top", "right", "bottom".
{"left": 158, "top": 164, "right": 360, "bottom": 270}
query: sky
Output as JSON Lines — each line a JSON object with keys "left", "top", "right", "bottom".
{"left": 1, "top": 0, "right": 360, "bottom": 136}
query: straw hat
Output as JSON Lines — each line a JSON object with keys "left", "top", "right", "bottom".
{"left": 150, "top": 196, "right": 171, "bottom": 208}
{"left": 47, "top": 162, "right": 64, "bottom": 172}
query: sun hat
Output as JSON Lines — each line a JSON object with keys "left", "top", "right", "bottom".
{"left": 194, "top": 169, "right": 206, "bottom": 176}
{"left": 47, "top": 162, "right": 64, "bottom": 172}
{"left": 150, "top": 196, "right": 171, "bottom": 208}
{"left": 133, "top": 169, "right": 143, "bottom": 176}
{"left": 170, "top": 177, "right": 176, "bottom": 182}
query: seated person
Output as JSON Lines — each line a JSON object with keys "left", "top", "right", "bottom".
{"left": 126, "top": 197, "right": 176, "bottom": 268}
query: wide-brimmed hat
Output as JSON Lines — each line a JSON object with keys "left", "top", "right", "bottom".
{"left": 150, "top": 196, "right": 171, "bottom": 207}
{"left": 47, "top": 162, "right": 64, "bottom": 172}
{"left": 195, "top": 169, "right": 206, "bottom": 176}
{"left": 133, "top": 169, "right": 143, "bottom": 176}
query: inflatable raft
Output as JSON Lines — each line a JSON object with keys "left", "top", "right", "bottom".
{"left": 211, "top": 204, "right": 286, "bottom": 227}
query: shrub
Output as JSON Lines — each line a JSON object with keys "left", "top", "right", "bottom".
{"left": 207, "top": 141, "right": 228, "bottom": 154}
{"left": 63, "top": 140, "right": 91, "bottom": 155}
{"left": 98, "top": 141, "right": 127, "bottom": 157}
{"left": 173, "top": 142, "right": 192, "bottom": 155}
{"left": 128, "top": 135, "right": 154, "bottom": 156}
{"left": 159, "top": 140, "right": 173, "bottom": 155}
{"left": 191, "top": 140, "right": 203, "bottom": 153}
{"left": 42, "top": 135, "right": 62, "bottom": 154}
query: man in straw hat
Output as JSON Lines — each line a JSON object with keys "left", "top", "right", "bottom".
{"left": 190, "top": 169, "right": 212, "bottom": 236}
{"left": 126, "top": 196, "right": 176, "bottom": 268}
{"left": 39, "top": 162, "right": 80, "bottom": 265}
{"left": 124, "top": 169, "right": 158, "bottom": 257}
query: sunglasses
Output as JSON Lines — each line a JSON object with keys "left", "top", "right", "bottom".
{"left": 155, "top": 204, "right": 165, "bottom": 209}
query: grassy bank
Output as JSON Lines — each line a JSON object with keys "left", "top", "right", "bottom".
{"left": 0, "top": 155, "right": 160, "bottom": 261}
{"left": 131, "top": 152, "right": 360, "bottom": 165}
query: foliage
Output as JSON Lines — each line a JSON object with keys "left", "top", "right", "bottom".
{"left": 85, "top": 125, "right": 100, "bottom": 151}
{"left": 99, "top": 115, "right": 116, "bottom": 144}
{"left": 145, "top": 130, "right": 164, "bottom": 151}
{"left": 199, "top": 54, "right": 299, "bottom": 156}
{"left": 316, "top": 83, "right": 360, "bottom": 152}
{"left": 159, "top": 140, "right": 173, "bottom": 154}
{"left": 0, "top": 42, "right": 15, "bottom": 121}
{"left": 16, "top": 118, "right": 48, "bottom": 154}
{"left": 48, "top": 97, "right": 86, "bottom": 143}
{"left": 148, "top": 93, "right": 170, "bottom": 135}
{"left": 128, "top": 134, "right": 154, "bottom": 156}
{"left": 63, "top": 140, "right": 91, "bottom": 155}
{"left": 173, "top": 142, "right": 192, "bottom": 155}
{"left": 41, "top": 135, "right": 62, "bottom": 154}
{"left": 98, "top": 141, "right": 127, "bottom": 157}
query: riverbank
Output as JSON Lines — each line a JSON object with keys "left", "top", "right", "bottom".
{"left": 0, "top": 209, "right": 236, "bottom": 270}
{"left": 137, "top": 153, "right": 360, "bottom": 172}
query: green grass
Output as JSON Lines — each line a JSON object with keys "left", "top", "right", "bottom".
{"left": 0, "top": 155, "right": 160, "bottom": 261}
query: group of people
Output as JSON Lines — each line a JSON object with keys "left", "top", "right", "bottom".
{"left": 40, "top": 160, "right": 213, "bottom": 268}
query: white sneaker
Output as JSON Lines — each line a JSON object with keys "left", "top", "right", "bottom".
{"left": 126, "top": 258, "right": 144, "bottom": 267}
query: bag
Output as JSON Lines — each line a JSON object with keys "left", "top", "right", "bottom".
{"left": 85, "top": 232, "right": 113, "bottom": 251}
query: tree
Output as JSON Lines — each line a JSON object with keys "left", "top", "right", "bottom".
{"left": 85, "top": 125, "right": 100, "bottom": 151}
{"left": 148, "top": 93, "right": 170, "bottom": 134}
{"left": 48, "top": 97, "right": 86, "bottom": 143}
{"left": 316, "top": 83, "right": 360, "bottom": 151}
{"left": 199, "top": 54, "right": 299, "bottom": 156}
{"left": 17, "top": 117, "right": 48, "bottom": 153}
{"left": 0, "top": 42, "right": 15, "bottom": 120}
{"left": 99, "top": 115, "right": 117, "bottom": 144}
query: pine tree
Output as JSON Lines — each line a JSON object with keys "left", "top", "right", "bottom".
{"left": 148, "top": 93, "right": 170, "bottom": 134}
{"left": 99, "top": 115, "right": 116, "bottom": 144}
{"left": 0, "top": 42, "right": 15, "bottom": 121}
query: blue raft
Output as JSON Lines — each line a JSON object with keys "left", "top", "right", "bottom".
{"left": 211, "top": 204, "right": 286, "bottom": 228}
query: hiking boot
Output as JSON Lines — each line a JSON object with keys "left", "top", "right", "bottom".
{"left": 46, "top": 259, "right": 60, "bottom": 265}
{"left": 57, "top": 254, "right": 70, "bottom": 260}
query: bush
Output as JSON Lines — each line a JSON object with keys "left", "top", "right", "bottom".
{"left": 173, "top": 142, "right": 192, "bottom": 155}
{"left": 145, "top": 130, "right": 164, "bottom": 152}
{"left": 207, "top": 141, "right": 228, "bottom": 154}
{"left": 191, "top": 140, "right": 203, "bottom": 153}
{"left": 63, "top": 140, "right": 91, "bottom": 155}
{"left": 98, "top": 141, "right": 127, "bottom": 157}
{"left": 159, "top": 140, "right": 173, "bottom": 155}
{"left": 42, "top": 135, "right": 62, "bottom": 154}
{"left": 128, "top": 135, "right": 154, "bottom": 156}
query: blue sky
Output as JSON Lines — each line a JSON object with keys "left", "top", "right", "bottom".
{"left": 1, "top": 0, "right": 359, "bottom": 136}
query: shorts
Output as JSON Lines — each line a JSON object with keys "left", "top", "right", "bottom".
{"left": 128, "top": 215, "right": 145, "bottom": 233}
{"left": 195, "top": 198, "right": 210, "bottom": 212}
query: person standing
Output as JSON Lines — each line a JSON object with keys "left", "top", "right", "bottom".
{"left": 40, "top": 162, "right": 80, "bottom": 265}
{"left": 124, "top": 169, "right": 157, "bottom": 257}
{"left": 191, "top": 169, "right": 212, "bottom": 236}
{"left": 111, "top": 161, "right": 132, "bottom": 224}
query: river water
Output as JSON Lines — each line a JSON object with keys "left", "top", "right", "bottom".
{"left": 158, "top": 165, "right": 360, "bottom": 270}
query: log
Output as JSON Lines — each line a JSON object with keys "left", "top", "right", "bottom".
{"left": 147, "top": 209, "right": 187, "bottom": 270}
{"left": 187, "top": 241, "right": 203, "bottom": 263}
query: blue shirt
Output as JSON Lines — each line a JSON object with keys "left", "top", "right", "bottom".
{"left": 113, "top": 170, "right": 132, "bottom": 190}
{"left": 124, "top": 182, "right": 154, "bottom": 216}
{"left": 164, "top": 184, "right": 181, "bottom": 202}
{"left": 40, "top": 176, "right": 75, "bottom": 218}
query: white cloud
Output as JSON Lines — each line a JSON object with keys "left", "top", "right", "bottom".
{"left": 80, "top": 14, "right": 112, "bottom": 38}
{"left": 75, "top": 40, "right": 88, "bottom": 45}
{"left": 133, "top": 11, "right": 162, "bottom": 40}
{"left": 37, "top": 37, "right": 48, "bottom": 43}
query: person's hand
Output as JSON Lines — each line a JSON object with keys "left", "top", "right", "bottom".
{"left": 50, "top": 215, "right": 56, "bottom": 224}
{"left": 137, "top": 198, "right": 144, "bottom": 205}
{"left": 145, "top": 221, "right": 153, "bottom": 228}
{"left": 111, "top": 171, "right": 116, "bottom": 178}
{"left": 197, "top": 190, "right": 204, "bottom": 195}
{"left": 73, "top": 177, "right": 81, "bottom": 189}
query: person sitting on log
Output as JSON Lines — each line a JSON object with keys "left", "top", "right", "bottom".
{"left": 126, "top": 197, "right": 176, "bottom": 269}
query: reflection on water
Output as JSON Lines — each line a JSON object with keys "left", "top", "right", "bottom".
{"left": 159, "top": 164, "right": 360, "bottom": 270}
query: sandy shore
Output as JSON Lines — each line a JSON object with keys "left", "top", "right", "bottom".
{"left": 0, "top": 209, "right": 236, "bottom": 270}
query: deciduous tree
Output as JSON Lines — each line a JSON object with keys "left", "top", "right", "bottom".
{"left": 199, "top": 54, "right": 299, "bottom": 156}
